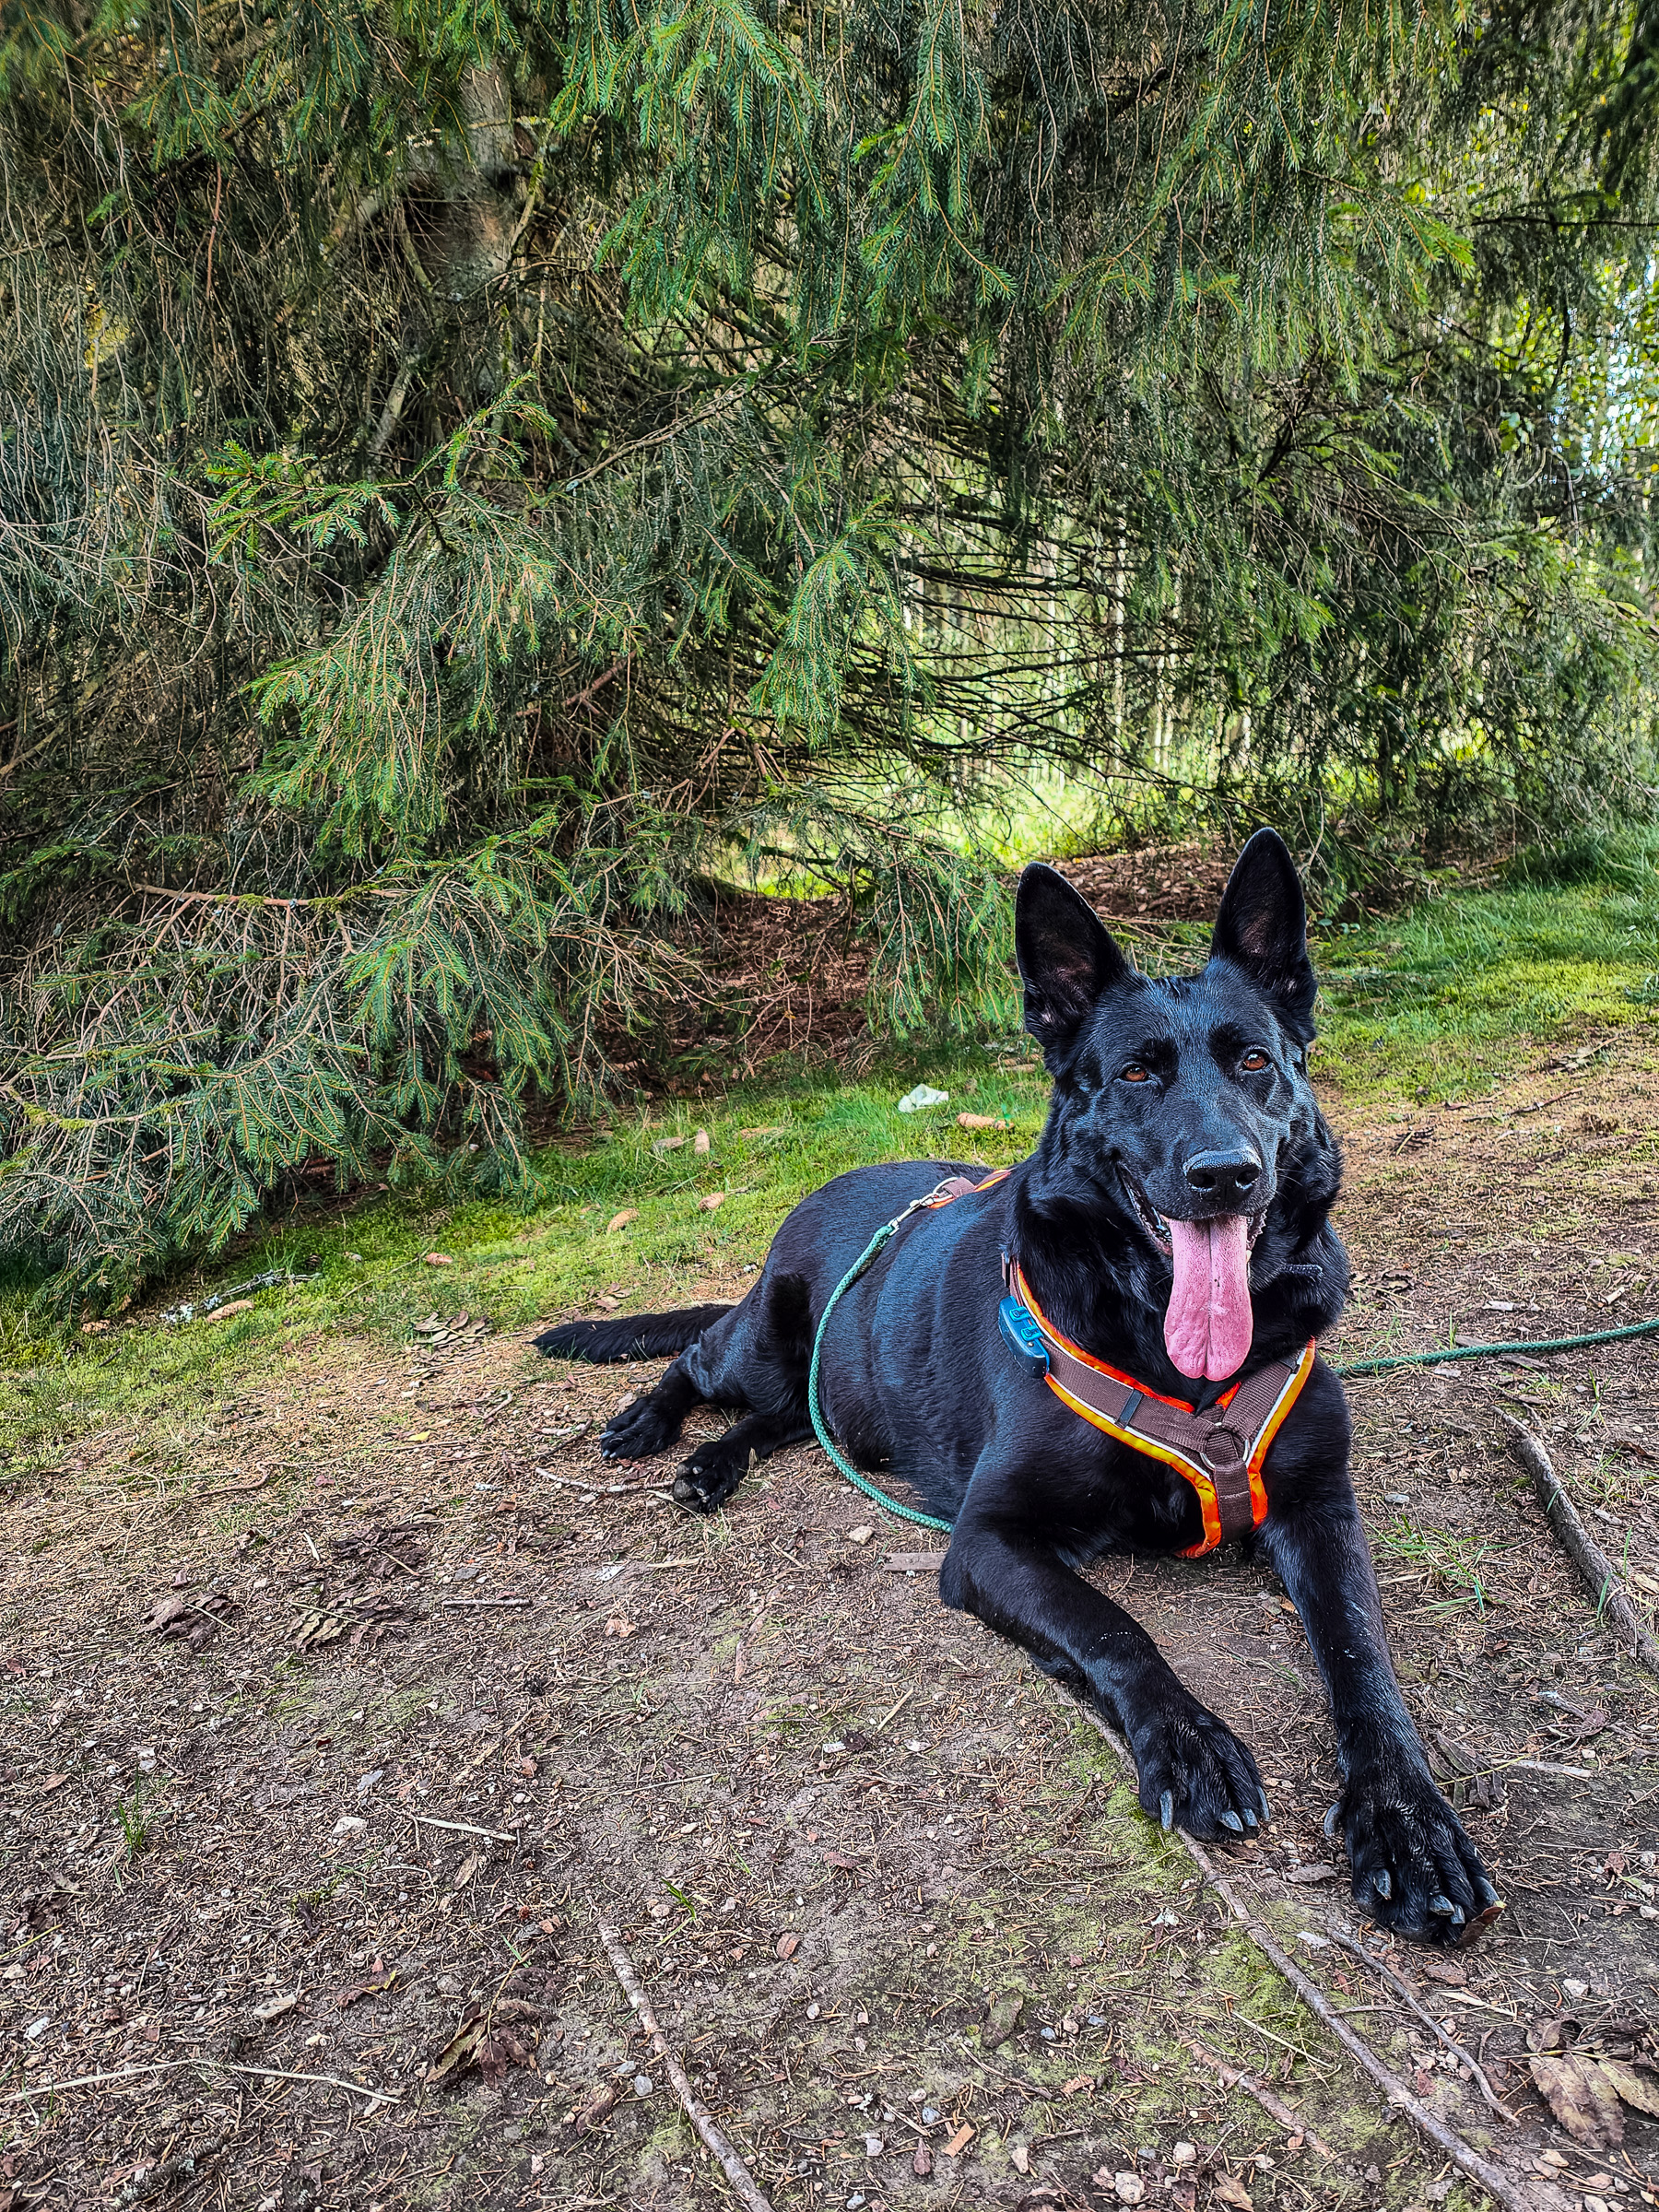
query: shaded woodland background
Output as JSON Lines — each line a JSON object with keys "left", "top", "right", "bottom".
{"left": 4, "top": 0, "right": 1659, "bottom": 1312}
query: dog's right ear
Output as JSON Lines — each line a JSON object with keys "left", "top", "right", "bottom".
{"left": 1015, "top": 864, "right": 1130, "bottom": 1053}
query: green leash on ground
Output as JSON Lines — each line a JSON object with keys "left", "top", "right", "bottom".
{"left": 806, "top": 1218, "right": 1659, "bottom": 1537}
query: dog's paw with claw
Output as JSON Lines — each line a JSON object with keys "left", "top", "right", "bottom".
{"left": 1128, "top": 1697, "right": 1270, "bottom": 1843}
{"left": 1329, "top": 1762, "right": 1503, "bottom": 1947}
{"left": 599, "top": 1394, "right": 679, "bottom": 1464}
{"left": 672, "top": 1442, "right": 759, "bottom": 1515}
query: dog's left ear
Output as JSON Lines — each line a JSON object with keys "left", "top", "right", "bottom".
{"left": 1015, "top": 863, "right": 1131, "bottom": 1053}
{"left": 1211, "top": 828, "right": 1317, "bottom": 1030}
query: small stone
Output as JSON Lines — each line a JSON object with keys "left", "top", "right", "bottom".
{"left": 1172, "top": 2142, "right": 1197, "bottom": 2167}
{"left": 331, "top": 1814, "right": 366, "bottom": 1837}
{"left": 912, "top": 2147, "right": 932, "bottom": 2179}
{"left": 848, "top": 1525, "right": 874, "bottom": 1545}
{"left": 633, "top": 2074, "right": 653, "bottom": 2097}
{"left": 1562, "top": 1977, "right": 1589, "bottom": 1999}
{"left": 864, "top": 2134, "right": 883, "bottom": 2156}
{"left": 921, "top": 2107, "right": 939, "bottom": 2124}
{"left": 806, "top": 2002, "right": 820, "bottom": 2019}
{"left": 1112, "top": 2178, "right": 1146, "bottom": 2206}
{"left": 776, "top": 1932, "right": 800, "bottom": 1959}
{"left": 1010, "top": 2144, "right": 1030, "bottom": 2174}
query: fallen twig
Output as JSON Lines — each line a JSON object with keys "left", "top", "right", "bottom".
{"left": 1181, "top": 2033, "right": 1335, "bottom": 2157}
{"left": 190, "top": 1472, "right": 273, "bottom": 1501}
{"left": 441, "top": 1595, "right": 533, "bottom": 1609}
{"left": 409, "top": 1812, "right": 519, "bottom": 1842}
{"left": 535, "top": 1465, "right": 676, "bottom": 1496}
{"left": 1323, "top": 1928, "right": 1516, "bottom": 2123}
{"left": 1, "top": 2055, "right": 397, "bottom": 2106}
{"left": 1055, "top": 1688, "right": 1530, "bottom": 2212}
{"left": 1502, "top": 1415, "right": 1659, "bottom": 1675}
{"left": 592, "top": 1905, "right": 773, "bottom": 2212}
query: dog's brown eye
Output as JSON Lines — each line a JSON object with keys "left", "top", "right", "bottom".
{"left": 1241, "top": 1049, "right": 1269, "bottom": 1072}
{"left": 1121, "top": 1062, "right": 1149, "bottom": 1083}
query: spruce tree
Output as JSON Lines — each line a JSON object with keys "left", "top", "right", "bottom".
{"left": 2, "top": 0, "right": 1656, "bottom": 1309}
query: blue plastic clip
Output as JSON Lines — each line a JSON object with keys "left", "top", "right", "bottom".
{"left": 998, "top": 1296, "right": 1051, "bottom": 1379}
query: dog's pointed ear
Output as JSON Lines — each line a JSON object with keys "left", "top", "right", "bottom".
{"left": 1015, "top": 864, "right": 1129, "bottom": 1053}
{"left": 1210, "top": 828, "right": 1316, "bottom": 1029}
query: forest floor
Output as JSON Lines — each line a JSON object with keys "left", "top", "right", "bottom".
{"left": 3, "top": 854, "right": 1659, "bottom": 2212}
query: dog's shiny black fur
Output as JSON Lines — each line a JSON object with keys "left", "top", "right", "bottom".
{"left": 537, "top": 830, "right": 1500, "bottom": 1946}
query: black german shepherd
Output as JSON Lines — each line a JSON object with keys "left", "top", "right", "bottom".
{"left": 539, "top": 831, "right": 1500, "bottom": 1947}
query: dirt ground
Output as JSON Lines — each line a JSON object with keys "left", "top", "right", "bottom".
{"left": 4, "top": 1014, "right": 1659, "bottom": 2211}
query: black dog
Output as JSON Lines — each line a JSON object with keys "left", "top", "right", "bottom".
{"left": 539, "top": 831, "right": 1500, "bottom": 1946}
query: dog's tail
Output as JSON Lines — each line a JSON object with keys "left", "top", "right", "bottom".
{"left": 533, "top": 1302, "right": 734, "bottom": 1364}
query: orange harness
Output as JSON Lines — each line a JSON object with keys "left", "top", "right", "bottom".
{"left": 1001, "top": 1258, "right": 1315, "bottom": 1556}
{"left": 910, "top": 1166, "right": 1315, "bottom": 1556}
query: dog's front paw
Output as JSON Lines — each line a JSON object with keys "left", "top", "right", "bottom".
{"left": 1127, "top": 1697, "right": 1269, "bottom": 1843}
{"left": 1333, "top": 1762, "right": 1503, "bottom": 1947}
{"left": 600, "top": 1394, "right": 678, "bottom": 1463}
{"left": 672, "top": 1441, "right": 757, "bottom": 1514}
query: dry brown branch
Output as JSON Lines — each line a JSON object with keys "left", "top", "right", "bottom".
{"left": 1053, "top": 1687, "right": 1531, "bottom": 2212}
{"left": 1501, "top": 1414, "right": 1659, "bottom": 1675}
{"left": 1323, "top": 1925, "right": 1516, "bottom": 2123}
{"left": 591, "top": 1903, "right": 774, "bottom": 2212}
{"left": 1180, "top": 2032, "right": 1335, "bottom": 2157}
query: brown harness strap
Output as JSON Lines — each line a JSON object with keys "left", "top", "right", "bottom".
{"left": 1003, "top": 1256, "right": 1317, "bottom": 1556}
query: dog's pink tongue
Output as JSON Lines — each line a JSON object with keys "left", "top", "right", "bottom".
{"left": 1164, "top": 1215, "right": 1254, "bottom": 1381}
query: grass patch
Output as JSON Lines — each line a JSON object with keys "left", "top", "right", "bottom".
{"left": 1313, "top": 855, "right": 1659, "bottom": 1100}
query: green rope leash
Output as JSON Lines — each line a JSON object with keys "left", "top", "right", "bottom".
{"left": 1334, "top": 1314, "right": 1659, "bottom": 1377}
{"left": 807, "top": 1205, "right": 1659, "bottom": 1533}
{"left": 807, "top": 1206, "right": 954, "bottom": 1535}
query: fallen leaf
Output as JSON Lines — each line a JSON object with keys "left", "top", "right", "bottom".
{"left": 336, "top": 1964, "right": 395, "bottom": 2009}
{"left": 775, "top": 1931, "right": 800, "bottom": 1959}
{"left": 38, "top": 1775, "right": 68, "bottom": 1796}
{"left": 424, "top": 1253, "right": 453, "bottom": 1267}
{"left": 912, "top": 2146, "right": 933, "bottom": 2178}
{"left": 1061, "top": 2075, "right": 1094, "bottom": 2095}
{"left": 80, "top": 1319, "right": 112, "bottom": 1335}
{"left": 982, "top": 1991, "right": 1024, "bottom": 2047}
{"left": 956, "top": 1112, "right": 1010, "bottom": 1130}
{"left": 1599, "top": 2057, "right": 1659, "bottom": 2119}
{"left": 1419, "top": 1958, "right": 1466, "bottom": 1987}
{"left": 603, "top": 1617, "right": 635, "bottom": 1638}
{"left": 823, "top": 1850, "right": 860, "bottom": 1871}
{"left": 1010, "top": 2144, "right": 1030, "bottom": 2174}
{"left": 206, "top": 1299, "right": 254, "bottom": 1322}
{"left": 451, "top": 1854, "right": 480, "bottom": 1890}
{"left": 425, "top": 2013, "right": 488, "bottom": 2084}
{"left": 739, "top": 1124, "right": 784, "bottom": 1138}
{"left": 652, "top": 1135, "right": 687, "bottom": 1156}
{"left": 573, "top": 2082, "right": 621, "bottom": 2133}
{"left": 1528, "top": 2044, "right": 1624, "bottom": 2148}
{"left": 697, "top": 1192, "right": 725, "bottom": 1212}
{"left": 606, "top": 1210, "right": 638, "bottom": 1234}
{"left": 692, "top": 1129, "right": 711, "bottom": 1154}
{"left": 253, "top": 1990, "right": 300, "bottom": 2023}
{"left": 1284, "top": 1864, "right": 1340, "bottom": 1885}
{"left": 1213, "top": 2181, "right": 1253, "bottom": 2212}
{"left": 942, "top": 2123, "right": 974, "bottom": 2157}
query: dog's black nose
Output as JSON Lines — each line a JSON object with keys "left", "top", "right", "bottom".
{"left": 1183, "top": 1148, "right": 1262, "bottom": 1204}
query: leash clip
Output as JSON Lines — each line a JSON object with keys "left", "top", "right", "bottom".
{"left": 998, "top": 1295, "right": 1051, "bottom": 1378}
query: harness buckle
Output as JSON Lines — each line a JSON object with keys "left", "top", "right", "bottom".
{"left": 1198, "top": 1427, "right": 1249, "bottom": 1479}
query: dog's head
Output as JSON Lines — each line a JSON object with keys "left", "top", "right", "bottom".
{"left": 1016, "top": 829, "right": 1342, "bottom": 1382}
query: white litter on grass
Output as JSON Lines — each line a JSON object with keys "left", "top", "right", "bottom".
{"left": 896, "top": 1085, "right": 949, "bottom": 1113}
